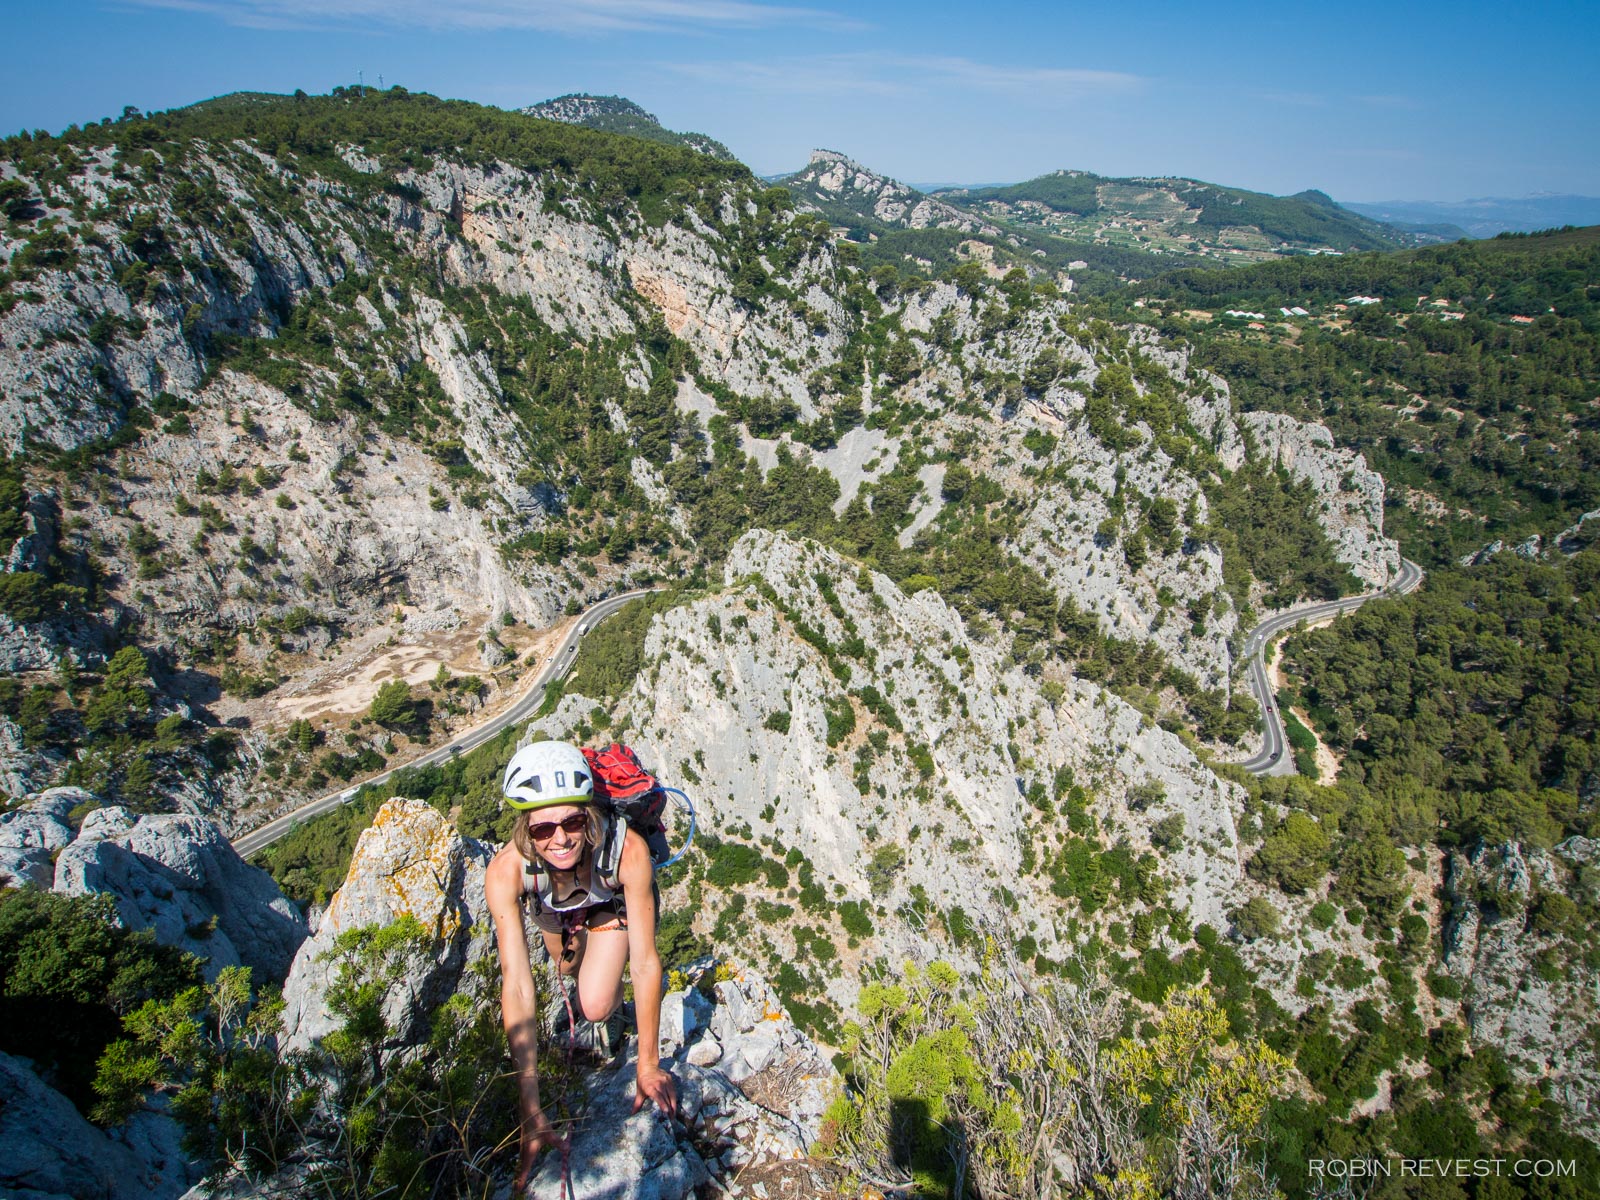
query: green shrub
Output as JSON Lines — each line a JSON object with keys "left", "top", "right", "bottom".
{"left": 838, "top": 900, "right": 874, "bottom": 940}
{"left": 1230, "top": 896, "right": 1281, "bottom": 941}
{"left": 0, "top": 890, "right": 202, "bottom": 1111}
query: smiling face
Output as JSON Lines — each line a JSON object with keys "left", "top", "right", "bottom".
{"left": 527, "top": 803, "right": 591, "bottom": 872}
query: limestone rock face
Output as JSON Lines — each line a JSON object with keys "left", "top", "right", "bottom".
{"left": 1442, "top": 841, "right": 1600, "bottom": 1136}
{"left": 530, "top": 529, "right": 1247, "bottom": 1008}
{"left": 1241, "top": 410, "right": 1400, "bottom": 589}
{"left": 279, "top": 798, "right": 493, "bottom": 1054}
{"left": 528, "top": 962, "right": 838, "bottom": 1200}
{"left": 0, "top": 787, "right": 79, "bottom": 887}
{"left": 0, "top": 1050, "right": 199, "bottom": 1200}
{"left": 0, "top": 721, "right": 69, "bottom": 804}
{"left": 52, "top": 805, "right": 307, "bottom": 982}
{"left": 794, "top": 149, "right": 1005, "bottom": 238}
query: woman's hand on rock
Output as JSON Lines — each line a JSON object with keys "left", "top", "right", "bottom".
{"left": 515, "top": 1107, "right": 561, "bottom": 1189}
{"left": 632, "top": 1065, "right": 678, "bottom": 1118}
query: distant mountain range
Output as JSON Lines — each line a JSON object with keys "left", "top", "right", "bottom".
{"left": 519, "top": 94, "right": 1598, "bottom": 255}
{"left": 932, "top": 169, "right": 1461, "bottom": 262}
{"left": 773, "top": 149, "right": 1175, "bottom": 286}
{"left": 520, "top": 94, "right": 734, "bottom": 160}
{"left": 1339, "top": 194, "right": 1600, "bottom": 239}
{"left": 771, "top": 153, "right": 1456, "bottom": 276}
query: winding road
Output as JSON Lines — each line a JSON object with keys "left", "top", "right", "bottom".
{"left": 231, "top": 587, "right": 658, "bottom": 857}
{"left": 235, "top": 557, "right": 1419, "bottom": 851}
{"left": 1236, "top": 558, "right": 1424, "bottom": 776}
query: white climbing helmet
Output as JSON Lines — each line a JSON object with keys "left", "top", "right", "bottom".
{"left": 502, "top": 741, "right": 593, "bottom": 811}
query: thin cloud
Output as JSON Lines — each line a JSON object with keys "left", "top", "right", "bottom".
{"left": 884, "top": 54, "right": 1142, "bottom": 98}
{"left": 660, "top": 52, "right": 1141, "bottom": 101}
{"left": 661, "top": 56, "right": 910, "bottom": 96}
{"left": 121, "top": 0, "right": 853, "bottom": 34}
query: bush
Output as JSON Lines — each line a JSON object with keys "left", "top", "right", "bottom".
{"left": 838, "top": 900, "right": 875, "bottom": 939}
{"left": 1248, "top": 812, "right": 1331, "bottom": 894}
{"left": 1150, "top": 813, "right": 1186, "bottom": 851}
{"left": 1231, "top": 896, "right": 1282, "bottom": 941}
{"left": 0, "top": 571, "right": 82, "bottom": 623}
{"left": 368, "top": 679, "right": 417, "bottom": 727}
{"left": 0, "top": 890, "right": 202, "bottom": 1111}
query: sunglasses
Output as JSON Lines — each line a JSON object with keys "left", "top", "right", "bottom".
{"left": 530, "top": 813, "right": 589, "bottom": 842}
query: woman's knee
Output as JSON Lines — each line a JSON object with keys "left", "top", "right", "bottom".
{"left": 577, "top": 980, "right": 622, "bottom": 1023}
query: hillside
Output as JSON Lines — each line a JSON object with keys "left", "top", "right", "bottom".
{"left": 521, "top": 93, "right": 735, "bottom": 160}
{"left": 937, "top": 168, "right": 1450, "bottom": 262}
{"left": 1100, "top": 225, "right": 1600, "bottom": 560}
{"left": 1, "top": 86, "right": 1597, "bottom": 1199}
{"left": 776, "top": 149, "right": 1172, "bottom": 289}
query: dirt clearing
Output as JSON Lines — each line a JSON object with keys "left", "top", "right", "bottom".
{"left": 269, "top": 608, "right": 572, "bottom": 727}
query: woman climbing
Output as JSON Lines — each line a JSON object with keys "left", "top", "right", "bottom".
{"left": 485, "top": 739, "right": 678, "bottom": 1188}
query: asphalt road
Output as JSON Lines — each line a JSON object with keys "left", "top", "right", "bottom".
{"left": 1237, "top": 558, "right": 1424, "bottom": 776}
{"left": 231, "top": 587, "right": 659, "bottom": 858}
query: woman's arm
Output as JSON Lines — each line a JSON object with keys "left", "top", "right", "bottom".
{"left": 619, "top": 829, "right": 677, "bottom": 1116}
{"left": 486, "top": 847, "right": 557, "bottom": 1183}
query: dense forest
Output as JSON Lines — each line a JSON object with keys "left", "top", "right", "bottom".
{"left": 1099, "top": 227, "right": 1600, "bottom": 561}
{"left": 1286, "top": 551, "right": 1599, "bottom": 849}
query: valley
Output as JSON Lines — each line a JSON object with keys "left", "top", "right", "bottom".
{"left": 0, "top": 85, "right": 1597, "bottom": 1200}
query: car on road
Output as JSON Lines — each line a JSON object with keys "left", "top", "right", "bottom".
{"left": 577, "top": 623, "right": 588, "bottom": 635}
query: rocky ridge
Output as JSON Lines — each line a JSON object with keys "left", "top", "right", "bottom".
{"left": 784, "top": 149, "right": 1008, "bottom": 238}
{"left": 528, "top": 529, "right": 1369, "bottom": 1022}
{"left": 520, "top": 94, "right": 735, "bottom": 160}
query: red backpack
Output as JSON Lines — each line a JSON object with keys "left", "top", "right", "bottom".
{"left": 582, "top": 743, "right": 671, "bottom": 879}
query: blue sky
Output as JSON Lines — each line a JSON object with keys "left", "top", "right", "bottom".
{"left": 5, "top": 0, "right": 1596, "bottom": 202}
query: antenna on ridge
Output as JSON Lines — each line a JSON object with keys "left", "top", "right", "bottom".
{"left": 358, "top": 70, "right": 365, "bottom": 98}
{"left": 378, "top": 74, "right": 384, "bottom": 90}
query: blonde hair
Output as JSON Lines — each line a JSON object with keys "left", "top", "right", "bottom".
{"left": 511, "top": 805, "right": 605, "bottom": 868}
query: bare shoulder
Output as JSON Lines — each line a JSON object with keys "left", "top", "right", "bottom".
{"left": 619, "top": 824, "right": 655, "bottom": 884}
{"left": 486, "top": 842, "right": 526, "bottom": 904}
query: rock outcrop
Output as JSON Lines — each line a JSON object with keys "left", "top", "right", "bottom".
{"left": 279, "top": 798, "right": 493, "bottom": 1053}
{"left": 529, "top": 961, "right": 838, "bottom": 1200}
{"left": 1240, "top": 410, "right": 1400, "bottom": 589}
{"left": 0, "top": 1051, "right": 201, "bottom": 1200}
{"left": 789, "top": 149, "right": 1006, "bottom": 238}
{"left": 1557, "top": 508, "right": 1600, "bottom": 555}
{"left": 1441, "top": 840, "right": 1600, "bottom": 1136}
{"left": 53, "top": 804, "right": 307, "bottom": 982}
{"left": 0, "top": 787, "right": 79, "bottom": 887}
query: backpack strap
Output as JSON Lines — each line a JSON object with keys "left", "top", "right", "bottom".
{"left": 522, "top": 858, "right": 546, "bottom": 916}
{"left": 594, "top": 810, "right": 626, "bottom": 893}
